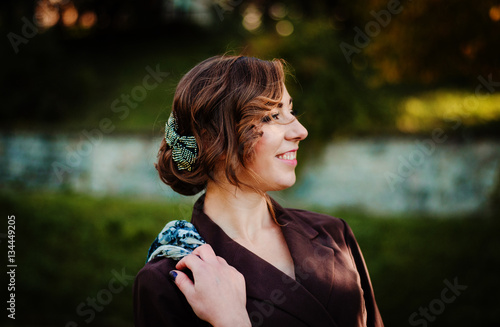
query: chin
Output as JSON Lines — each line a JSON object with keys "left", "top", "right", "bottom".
{"left": 271, "top": 176, "right": 297, "bottom": 191}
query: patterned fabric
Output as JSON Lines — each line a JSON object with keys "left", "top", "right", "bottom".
{"left": 146, "top": 220, "right": 206, "bottom": 262}
{"left": 165, "top": 113, "right": 198, "bottom": 171}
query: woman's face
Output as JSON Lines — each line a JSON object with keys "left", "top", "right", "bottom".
{"left": 247, "top": 86, "right": 308, "bottom": 192}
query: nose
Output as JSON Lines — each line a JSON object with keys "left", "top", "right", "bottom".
{"left": 286, "top": 118, "right": 308, "bottom": 141}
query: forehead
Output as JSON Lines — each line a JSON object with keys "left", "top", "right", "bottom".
{"left": 282, "top": 85, "right": 291, "bottom": 100}
{"left": 280, "top": 86, "right": 292, "bottom": 106}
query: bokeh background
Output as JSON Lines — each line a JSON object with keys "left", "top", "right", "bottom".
{"left": 1, "top": 0, "right": 500, "bottom": 326}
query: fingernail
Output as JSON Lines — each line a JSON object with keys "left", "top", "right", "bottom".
{"left": 169, "top": 270, "right": 178, "bottom": 281}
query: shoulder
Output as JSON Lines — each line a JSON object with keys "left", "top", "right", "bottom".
{"left": 285, "top": 207, "right": 347, "bottom": 229}
{"left": 134, "top": 258, "right": 203, "bottom": 327}
{"left": 284, "top": 207, "right": 348, "bottom": 232}
{"left": 137, "top": 256, "right": 175, "bottom": 276}
{"left": 134, "top": 257, "right": 179, "bottom": 300}
{"left": 281, "top": 207, "right": 353, "bottom": 245}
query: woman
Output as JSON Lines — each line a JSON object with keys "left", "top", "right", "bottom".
{"left": 133, "top": 55, "right": 384, "bottom": 327}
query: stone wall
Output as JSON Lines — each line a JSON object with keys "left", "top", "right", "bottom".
{"left": 1, "top": 133, "right": 498, "bottom": 215}
{"left": 291, "top": 138, "right": 499, "bottom": 215}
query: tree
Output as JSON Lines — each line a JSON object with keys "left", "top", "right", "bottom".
{"left": 337, "top": 0, "right": 500, "bottom": 85}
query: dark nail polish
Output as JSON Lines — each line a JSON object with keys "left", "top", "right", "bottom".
{"left": 169, "top": 270, "right": 178, "bottom": 281}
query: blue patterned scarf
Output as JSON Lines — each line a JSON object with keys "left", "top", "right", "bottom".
{"left": 146, "top": 220, "right": 206, "bottom": 262}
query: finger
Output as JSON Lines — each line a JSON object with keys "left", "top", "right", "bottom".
{"left": 170, "top": 270, "right": 195, "bottom": 298}
{"left": 216, "top": 256, "right": 228, "bottom": 265}
{"left": 191, "top": 244, "right": 218, "bottom": 263}
{"left": 176, "top": 253, "right": 203, "bottom": 271}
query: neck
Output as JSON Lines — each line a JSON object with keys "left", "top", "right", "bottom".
{"left": 204, "top": 181, "right": 274, "bottom": 243}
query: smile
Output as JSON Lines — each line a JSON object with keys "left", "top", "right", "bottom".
{"left": 276, "top": 152, "right": 296, "bottom": 160}
{"left": 276, "top": 149, "right": 297, "bottom": 166}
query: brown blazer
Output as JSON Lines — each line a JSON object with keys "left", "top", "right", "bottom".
{"left": 134, "top": 195, "right": 384, "bottom": 327}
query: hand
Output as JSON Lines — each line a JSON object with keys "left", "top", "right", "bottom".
{"left": 170, "top": 244, "right": 251, "bottom": 327}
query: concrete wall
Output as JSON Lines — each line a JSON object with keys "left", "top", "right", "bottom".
{"left": 1, "top": 133, "right": 498, "bottom": 215}
{"left": 291, "top": 138, "right": 499, "bottom": 215}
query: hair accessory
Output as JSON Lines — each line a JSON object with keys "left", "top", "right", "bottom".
{"left": 165, "top": 113, "right": 198, "bottom": 171}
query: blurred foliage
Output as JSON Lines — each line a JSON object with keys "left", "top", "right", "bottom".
{"left": 396, "top": 90, "right": 500, "bottom": 133}
{"left": 0, "top": 191, "right": 192, "bottom": 327}
{"left": 244, "top": 18, "right": 398, "bottom": 143}
{"left": 1, "top": 191, "right": 499, "bottom": 327}
{"left": 338, "top": 0, "right": 500, "bottom": 85}
{"left": 2, "top": 0, "right": 499, "bottom": 142}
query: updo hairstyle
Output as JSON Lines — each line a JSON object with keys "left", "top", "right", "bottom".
{"left": 155, "top": 55, "right": 287, "bottom": 195}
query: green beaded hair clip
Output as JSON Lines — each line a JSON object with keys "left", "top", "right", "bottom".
{"left": 165, "top": 113, "right": 198, "bottom": 171}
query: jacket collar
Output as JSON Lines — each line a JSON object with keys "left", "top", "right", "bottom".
{"left": 191, "top": 194, "right": 338, "bottom": 327}
{"left": 272, "top": 197, "right": 319, "bottom": 240}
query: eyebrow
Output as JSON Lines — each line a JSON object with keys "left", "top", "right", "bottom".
{"left": 277, "top": 97, "right": 293, "bottom": 108}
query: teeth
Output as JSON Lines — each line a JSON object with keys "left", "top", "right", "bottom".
{"left": 277, "top": 152, "right": 296, "bottom": 160}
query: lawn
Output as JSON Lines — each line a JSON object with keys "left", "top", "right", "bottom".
{"left": 1, "top": 191, "right": 498, "bottom": 327}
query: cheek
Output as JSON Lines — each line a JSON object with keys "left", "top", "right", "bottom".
{"left": 250, "top": 125, "right": 285, "bottom": 172}
{"left": 255, "top": 126, "right": 280, "bottom": 152}
{"left": 255, "top": 137, "right": 279, "bottom": 166}
{"left": 249, "top": 136, "right": 272, "bottom": 172}
{"left": 253, "top": 131, "right": 270, "bottom": 156}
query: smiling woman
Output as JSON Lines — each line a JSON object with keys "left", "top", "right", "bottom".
{"left": 248, "top": 86, "right": 307, "bottom": 191}
{"left": 133, "top": 55, "right": 384, "bottom": 327}
{"left": 154, "top": 56, "right": 288, "bottom": 197}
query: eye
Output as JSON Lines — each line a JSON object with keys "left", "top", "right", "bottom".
{"left": 262, "top": 112, "right": 280, "bottom": 123}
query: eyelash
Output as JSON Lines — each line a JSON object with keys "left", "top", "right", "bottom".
{"left": 262, "top": 109, "right": 296, "bottom": 123}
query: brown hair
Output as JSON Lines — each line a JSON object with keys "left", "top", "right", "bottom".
{"left": 155, "top": 55, "right": 287, "bottom": 196}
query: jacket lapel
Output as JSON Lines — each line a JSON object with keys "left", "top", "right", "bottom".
{"left": 191, "top": 195, "right": 339, "bottom": 327}
{"left": 279, "top": 216, "right": 336, "bottom": 309}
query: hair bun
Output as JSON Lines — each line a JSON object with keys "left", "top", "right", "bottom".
{"left": 155, "top": 55, "right": 286, "bottom": 196}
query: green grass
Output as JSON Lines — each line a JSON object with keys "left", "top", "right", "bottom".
{"left": 1, "top": 191, "right": 188, "bottom": 327}
{"left": 1, "top": 191, "right": 498, "bottom": 327}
